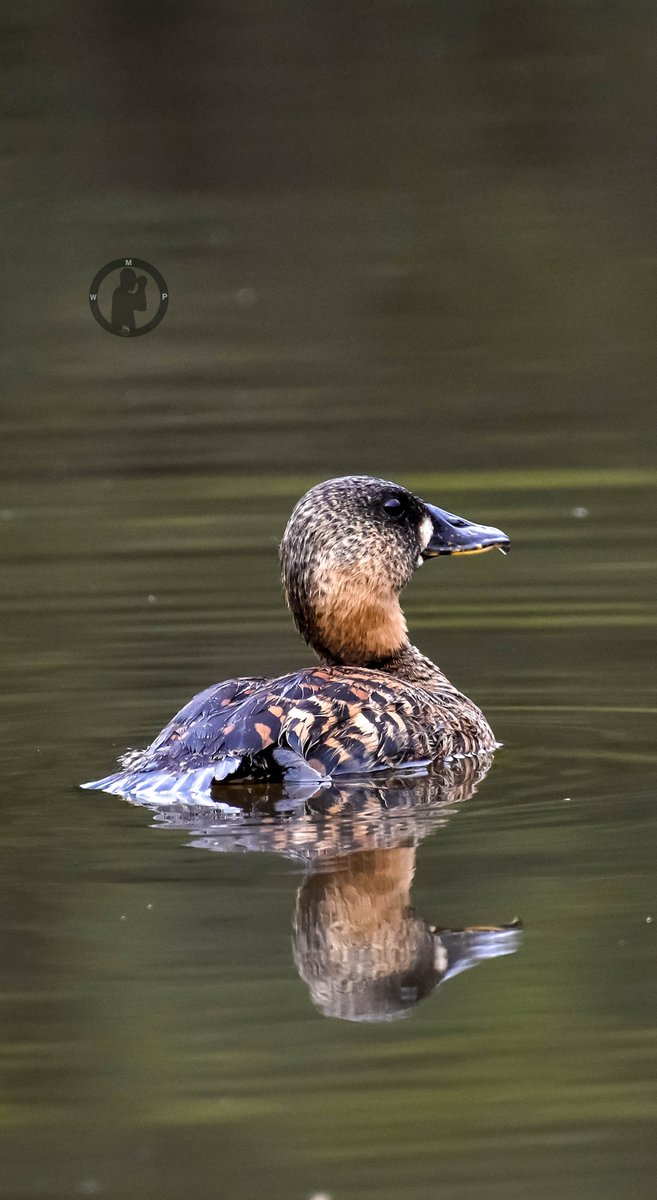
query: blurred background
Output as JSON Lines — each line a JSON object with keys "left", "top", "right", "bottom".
{"left": 1, "top": 2, "right": 657, "bottom": 1198}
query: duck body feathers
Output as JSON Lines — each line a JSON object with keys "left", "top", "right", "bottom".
{"left": 83, "top": 663, "right": 497, "bottom": 802}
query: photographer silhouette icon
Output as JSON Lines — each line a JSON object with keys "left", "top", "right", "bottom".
{"left": 89, "top": 258, "right": 169, "bottom": 337}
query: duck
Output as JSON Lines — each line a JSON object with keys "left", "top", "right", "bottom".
{"left": 82, "top": 475, "right": 509, "bottom": 803}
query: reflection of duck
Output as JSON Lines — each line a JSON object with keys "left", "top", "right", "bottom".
{"left": 157, "top": 752, "right": 495, "bottom": 857}
{"left": 83, "top": 476, "right": 509, "bottom": 803}
{"left": 293, "top": 848, "right": 520, "bottom": 1022}
{"left": 151, "top": 758, "right": 522, "bottom": 1023}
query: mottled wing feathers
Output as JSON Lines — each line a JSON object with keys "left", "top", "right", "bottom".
{"left": 122, "top": 667, "right": 448, "bottom": 782}
{"left": 83, "top": 665, "right": 494, "bottom": 802}
{"left": 121, "top": 675, "right": 268, "bottom": 769}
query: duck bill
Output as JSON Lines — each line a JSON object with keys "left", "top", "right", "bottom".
{"left": 422, "top": 502, "right": 510, "bottom": 558}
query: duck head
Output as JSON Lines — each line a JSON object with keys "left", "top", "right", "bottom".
{"left": 280, "top": 475, "right": 509, "bottom": 667}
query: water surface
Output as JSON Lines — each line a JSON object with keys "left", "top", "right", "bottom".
{"left": 2, "top": 3, "right": 657, "bottom": 1198}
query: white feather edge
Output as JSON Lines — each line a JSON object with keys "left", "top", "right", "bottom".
{"left": 80, "top": 761, "right": 243, "bottom": 807}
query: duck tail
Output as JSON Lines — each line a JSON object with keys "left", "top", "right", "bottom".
{"left": 80, "top": 770, "right": 133, "bottom": 794}
{"left": 79, "top": 760, "right": 243, "bottom": 806}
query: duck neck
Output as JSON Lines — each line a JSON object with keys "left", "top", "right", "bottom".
{"left": 302, "top": 583, "right": 410, "bottom": 667}
{"left": 288, "top": 568, "right": 455, "bottom": 688}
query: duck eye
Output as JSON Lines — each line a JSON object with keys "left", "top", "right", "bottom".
{"left": 383, "top": 496, "right": 405, "bottom": 519}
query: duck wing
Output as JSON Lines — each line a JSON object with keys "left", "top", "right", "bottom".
{"left": 140, "top": 674, "right": 269, "bottom": 763}
{"left": 82, "top": 666, "right": 452, "bottom": 802}
{"left": 216, "top": 666, "right": 443, "bottom": 778}
{"left": 81, "top": 674, "right": 267, "bottom": 802}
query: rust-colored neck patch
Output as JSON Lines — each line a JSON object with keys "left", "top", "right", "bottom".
{"left": 306, "top": 568, "right": 408, "bottom": 666}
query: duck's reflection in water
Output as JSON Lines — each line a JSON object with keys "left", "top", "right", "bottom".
{"left": 151, "top": 755, "right": 521, "bottom": 1022}
{"left": 292, "top": 846, "right": 519, "bottom": 1022}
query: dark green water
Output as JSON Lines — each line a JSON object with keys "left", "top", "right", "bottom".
{"left": 2, "top": 3, "right": 657, "bottom": 1197}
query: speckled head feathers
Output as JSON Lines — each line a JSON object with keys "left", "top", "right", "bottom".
{"left": 280, "top": 475, "right": 509, "bottom": 668}
{"left": 280, "top": 476, "right": 432, "bottom": 666}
